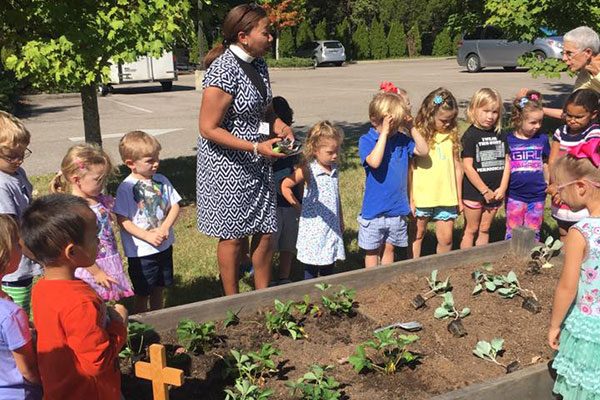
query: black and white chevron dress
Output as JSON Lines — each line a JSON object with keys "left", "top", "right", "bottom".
{"left": 197, "top": 49, "right": 276, "bottom": 239}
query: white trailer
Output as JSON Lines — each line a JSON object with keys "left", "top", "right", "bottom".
{"left": 99, "top": 51, "right": 177, "bottom": 95}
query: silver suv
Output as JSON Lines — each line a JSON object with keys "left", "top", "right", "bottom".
{"left": 457, "top": 26, "right": 563, "bottom": 72}
{"left": 295, "top": 40, "right": 346, "bottom": 67}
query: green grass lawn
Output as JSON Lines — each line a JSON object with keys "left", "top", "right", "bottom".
{"left": 29, "top": 118, "right": 560, "bottom": 309}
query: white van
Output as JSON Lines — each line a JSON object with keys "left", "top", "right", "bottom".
{"left": 99, "top": 51, "right": 177, "bottom": 95}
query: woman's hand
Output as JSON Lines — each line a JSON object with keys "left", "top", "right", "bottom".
{"left": 257, "top": 138, "right": 287, "bottom": 159}
{"left": 273, "top": 119, "right": 295, "bottom": 141}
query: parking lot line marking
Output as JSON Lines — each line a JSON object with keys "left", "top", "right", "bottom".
{"left": 69, "top": 128, "right": 182, "bottom": 142}
{"left": 106, "top": 99, "right": 153, "bottom": 113}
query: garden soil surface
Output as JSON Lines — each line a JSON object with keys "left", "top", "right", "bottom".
{"left": 121, "top": 253, "right": 560, "bottom": 400}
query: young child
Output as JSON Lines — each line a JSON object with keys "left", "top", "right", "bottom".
{"left": 547, "top": 138, "right": 600, "bottom": 400}
{"left": 358, "top": 88, "right": 428, "bottom": 268}
{"left": 0, "top": 215, "right": 41, "bottom": 399}
{"left": 547, "top": 89, "right": 600, "bottom": 241}
{"left": 460, "top": 88, "right": 510, "bottom": 249}
{"left": 22, "top": 194, "right": 127, "bottom": 400}
{"left": 114, "top": 131, "right": 181, "bottom": 313}
{"left": 0, "top": 111, "right": 42, "bottom": 316}
{"left": 270, "top": 96, "right": 301, "bottom": 284}
{"left": 50, "top": 144, "right": 134, "bottom": 301}
{"left": 504, "top": 91, "right": 549, "bottom": 240}
{"left": 411, "top": 88, "right": 463, "bottom": 258}
{"left": 281, "top": 121, "right": 345, "bottom": 279}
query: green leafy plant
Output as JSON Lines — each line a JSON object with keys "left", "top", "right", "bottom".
{"left": 224, "top": 379, "right": 273, "bottom": 400}
{"left": 264, "top": 300, "right": 305, "bottom": 340}
{"left": 225, "top": 344, "right": 281, "bottom": 386}
{"left": 119, "top": 321, "right": 156, "bottom": 360}
{"left": 348, "top": 328, "right": 419, "bottom": 375}
{"left": 176, "top": 319, "right": 216, "bottom": 353}
{"left": 473, "top": 338, "right": 505, "bottom": 367}
{"left": 434, "top": 292, "right": 470, "bottom": 320}
{"left": 473, "top": 270, "right": 537, "bottom": 300}
{"left": 286, "top": 364, "right": 342, "bottom": 400}
{"left": 317, "top": 284, "right": 356, "bottom": 316}
{"left": 472, "top": 270, "right": 505, "bottom": 295}
{"left": 225, "top": 310, "right": 241, "bottom": 328}
{"left": 412, "top": 269, "right": 451, "bottom": 308}
{"left": 530, "top": 236, "right": 563, "bottom": 269}
{"left": 295, "top": 294, "right": 321, "bottom": 317}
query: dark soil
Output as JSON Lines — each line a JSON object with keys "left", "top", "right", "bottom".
{"left": 121, "top": 253, "right": 560, "bottom": 400}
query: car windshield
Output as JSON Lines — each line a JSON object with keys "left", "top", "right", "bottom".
{"left": 323, "top": 41, "right": 342, "bottom": 49}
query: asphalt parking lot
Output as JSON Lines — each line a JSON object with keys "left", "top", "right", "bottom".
{"left": 18, "top": 57, "right": 574, "bottom": 175}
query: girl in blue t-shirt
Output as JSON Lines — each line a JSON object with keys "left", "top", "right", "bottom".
{"left": 0, "top": 215, "right": 41, "bottom": 399}
{"left": 505, "top": 91, "right": 549, "bottom": 240}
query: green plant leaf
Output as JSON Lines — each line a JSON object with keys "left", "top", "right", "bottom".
{"left": 434, "top": 306, "right": 450, "bottom": 319}
{"left": 442, "top": 292, "right": 454, "bottom": 306}
{"left": 472, "top": 283, "right": 483, "bottom": 295}
{"left": 491, "top": 338, "right": 504, "bottom": 352}
{"left": 315, "top": 283, "right": 331, "bottom": 291}
{"left": 460, "top": 308, "right": 470, "bottom": 318}
{"left": 545, "top": 236, "right": 553, "bottom": 246}
{"left": 551, "top": 240, "right": 563, "bottom": 251}
{"left": 482, "top": 262, "right": 493, "bottom": 271}
{"left": 505, "top": 271, "right": 518, "bottom": 284}
{"left": 485, "top": 281, "right": 496, "bottom": 291}
{"left": 476, "top": 340, "right": 492, "bottom": 355}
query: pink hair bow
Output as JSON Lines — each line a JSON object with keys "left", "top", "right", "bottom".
{"left": 380, "top": 81, "right": 399, "bottom": 94}
{"left": 568, "top": 138, "right": 600, "bottom": 167}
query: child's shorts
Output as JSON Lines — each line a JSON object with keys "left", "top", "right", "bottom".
{"left": 358, "top": 215, "right": 408, "bottom": 250}
{"left": 414, "top": 207, "right": 457, "bottom": 221}
{"left": 271, "top": 206, "right": 300, "bottom": 253}
{"left": 463, "top": 199, "right": 502, "bottom": 210}
{"left": 128, "top": 246, "right": 174, "bottom": 296}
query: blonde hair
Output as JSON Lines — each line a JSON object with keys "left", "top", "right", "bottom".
{"left": 414, "top": 87, "right": 460, "bottom": 157}
{"left": 0, "top": 111, "right": 31, "bottom": 148}
{"left": 552, "top": 149, "right": 600, "bottom": 188}
{"left": 369, "top": 92, "right": 410, "bottom": 133}
{"left": 511, "top": 90, "right": 543, "bottom": 129}
{"left": 119, "top": 130, "right": 162, "bottom": 162}
{"left": 466, "top": 88, "right": 503, "bottom": 133}
{"left": 50, "top": 144, "right": 115, "bottom": 193}
{"left": 0, "top": 215, "right": 19, "bottom": 274}
{"left": 303, "top": 121, "right": 344, "bottom": 164}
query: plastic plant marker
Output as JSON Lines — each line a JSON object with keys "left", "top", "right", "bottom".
{"left": 135, "top": 344, "right": 184, "bottom": 400}
{"left": 374, "top": 321, "right": 422, "bottom": 333}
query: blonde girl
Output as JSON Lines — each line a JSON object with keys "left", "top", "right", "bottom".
{"left": 548, "top": 138, "right": 600, "bottom": 399}
{"left": 460, "top": 88, "right": 510, "bottom": 249}
{"left": 50, "top": 144, "right": 133, "bottom": 301}
{"left": 411, "top": 88, "right": 463, "bottom": 258}
{"left": 281, "top": 121, "right": 345, "bottom": 279}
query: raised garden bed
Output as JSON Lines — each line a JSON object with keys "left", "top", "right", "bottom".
{"left": 122, "top": 228, "right": 558, "bottom": 400}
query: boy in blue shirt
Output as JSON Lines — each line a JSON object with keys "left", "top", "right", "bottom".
{"left": 358, "top": 91, "right": 428, "bottom": 267}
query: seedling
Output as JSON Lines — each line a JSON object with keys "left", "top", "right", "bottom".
{"left": 224, "top": 379, "right": 273, "bottom": 400}
{"left": 317, "top": 284, "right": 356, "bottom": 316}
{"left": 176, "top": 319, "right": 217, "bottom": 354}
{"left": 264, "top": 299, "right": 306, "bottom": 340}
{"left": 472, "top": 270, "right": 539, "bottom": 312}
{"left": 272, "top": 138, "right": 302, "bottom": 155}
{"left": 473, "top": 339, "right": 519, "bottom": 373}
{"left": 471, "top": 270, "right": 505, "bottom": 295}
{"left": 529, "top": 236, "right": 563, "bottom": 272}
{"left": 348, "top": 328, "right": 419, "bottom": 375}
{"left": 119, "top": 321, "right": 158, "bottom": 361}
{"left": 286, "top": 364, "right": 342, "bottom": 400}
{"left": 412, "top": 269, "right": 451, "bottom": 309}
{"left": 224, "top": 344, "right": 281, "bottom": 387}
{"left": 433, "top": 292, "right": 470, "bottom": 337}
{"left": 295, "top": 294, "right": 321, "bottom": 317}
{"left": 225, "top": 310, "right": 241, "bottom": 327}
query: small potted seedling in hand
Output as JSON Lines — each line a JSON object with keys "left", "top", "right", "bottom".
{"left": 528, "top": 236, "right": 563, "bottom": 274}
{"left": 434, "top": 292, "right": 470, "bottom": 337}
{"left": 411, "top": 269, "right": 451, "bottom": 309}
{"left": 473, "top": 338, "right": 519, "bottom": 373}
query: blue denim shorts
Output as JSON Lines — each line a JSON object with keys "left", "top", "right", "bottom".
{"left": 415, "top": 206, "right": 458, "bottom": 221}
{"left": 128, "top": 246, "right": 174, "bottom": 296}
{"left": 357, "top": 215, "right": 409, "bottom": 250}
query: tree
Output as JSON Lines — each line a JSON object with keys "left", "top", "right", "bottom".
{"left": 406, "top": 24, "right": 422, "bottom": 57}
{"left": 261, "top": 0, "right": 304, "bottom": 59}
{"left": 314, "top": 19, "right": 327, "bottom": 40}
{"left": 369, "top": 19, "right": 387, "bottom": 59}
{"left": 432, "top": 29, "right": 453, "bottom": 56}
{"left": 334, "top": 18, "right": 352, "bottom": 59}
{"left": 278, "top": 27, "right": 296, "bottom": 57}
{"left": 296, "top": 20, "right": 314, "bottom": 48}
{"left": 4, "top": 0, "right": 192, "bottom": 146}
{"left": 387, "top": 22, "right": 407, "bottom": 58}
{"left": 352, "top": 21, "right": 370, "bottom": 60}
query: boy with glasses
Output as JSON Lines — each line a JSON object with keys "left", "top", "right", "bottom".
{"left": 0, "top": 111, "right": 41, "bottom": 315}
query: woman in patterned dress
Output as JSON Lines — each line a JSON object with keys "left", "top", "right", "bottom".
{"left": 198, "top": 4, "right": 294, "bottom": 295}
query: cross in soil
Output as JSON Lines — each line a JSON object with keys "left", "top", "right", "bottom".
{"left": 135, "top": 344, "right": 184, "bottom": 400}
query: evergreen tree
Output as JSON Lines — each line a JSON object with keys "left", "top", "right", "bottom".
{"left": 352, "top": 20, "right": 370, "bottom": 59}
{"left": 369, "top": 19, "right": 387, "bottom": 59}
{"left": 453, "top": 32, "right": 462, "bottom": 55}
{"left": 387, "top": 21, "right": 407, "bottom": 58}
{"left": 279, "top": 27, "right": 295, "bottom": 58}
{"left": 432, "top": 28, "right": 453, "bottom": 56}
{"left": 407, "top": 23, "right": 422, "bottom": 57}
{"left": 296, "top": 20, "right": 314, "bottom": 48}
{"left": 335, "top": 18, "right": 352, "bottom": 58}
{"left": 314, "top": 19, "right": 327, "bottom": 40}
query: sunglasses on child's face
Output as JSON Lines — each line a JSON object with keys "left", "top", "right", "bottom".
{"left": 0, "top": 147, "right": 32, "bottom": 163}
{"left": 557, "top": 179, "right": 600, "bottom": 192}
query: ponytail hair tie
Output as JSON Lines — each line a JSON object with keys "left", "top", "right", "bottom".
{"left": 568, "top": 138, "right": 600, "bottom": 167}
{"left": 380, "top": 81, "right": 399, "bottom": 94}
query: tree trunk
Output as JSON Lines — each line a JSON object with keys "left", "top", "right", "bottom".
{"left": 80, "top": 84, "right": 102, "bottom": 146}
{"left": 275, "top": 35, "right": 280, "bottom": 60}
{"left": 197, "top": 0, "right": 208, "bottom": 69}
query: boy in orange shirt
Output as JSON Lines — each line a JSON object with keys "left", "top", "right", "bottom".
{"left": 21, "top": 194, "right": 127, "bottom": 400}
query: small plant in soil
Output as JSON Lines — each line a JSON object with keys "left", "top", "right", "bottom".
{"left": 224, "top": 344, "right": 281, "bottom": 387}
{"left": 473, "top": 270, "right": 540, "bottom": 313}
{"left": 176, "top": 319, "right": 217, "bottom": 354}
{"left": 412, "top": 269, "right": 451, "bottom": 309}
{"left": 433, "top": 292, "right": 470, "bottom": 337}
{"left": 317, "top": 284, "right": 356, "bottom": 316}
{"left": 224, "top": 379, "right": 273, "bottom": 400}
{"left": 225, "top": 309, "right": 241, "bottom": 327}
{"left": 119, "top": 321, "right": 157, "bottom": 361}
{"left": 295, "top": 294, "right": 321, "bottom": 317}
{"left": 265, "top": 299, "right": 306, "bottom": 340}
{"left": 286, "top": 364, "right": 342, "bottom": 400}
{"left": 349, "top": 328, "right": 419, "bottom": 375}
{"left": 529, "top": 236, "right": 563, "bottom": 273}
{"left": 472, "top": 339, "right": 520, "bottom": 373}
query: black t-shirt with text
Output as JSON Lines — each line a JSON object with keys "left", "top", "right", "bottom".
{"left": 460, "top": 125, "right": 507, "bottom": 203}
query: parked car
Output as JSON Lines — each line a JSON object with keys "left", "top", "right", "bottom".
{"left": 295, "top": 40, "right": 346, "bottom": 67}
{"left": 457, "top": 26, "right": 563, "bottom": 72}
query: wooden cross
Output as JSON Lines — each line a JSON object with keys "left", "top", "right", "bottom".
{"left": 135, "top": 344, "right": 184, "bottom": 400}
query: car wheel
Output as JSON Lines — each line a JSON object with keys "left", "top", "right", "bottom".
{"left": 466, "top": 54, "right": 482, "bottom": 73}
{"left": 533, "top": 50, "right": 546, "bottom": 61}
{"left": 334, "top": 61, "right": 344, "bottom": 67}
{"left": 503, "top": 66, "right": 517, "bottom": 71}
{"left": 312, "top": 58, "right": 319, "bottom": 68}
{"left": 160, "top": 81, "right": 173, "bottom": 92}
